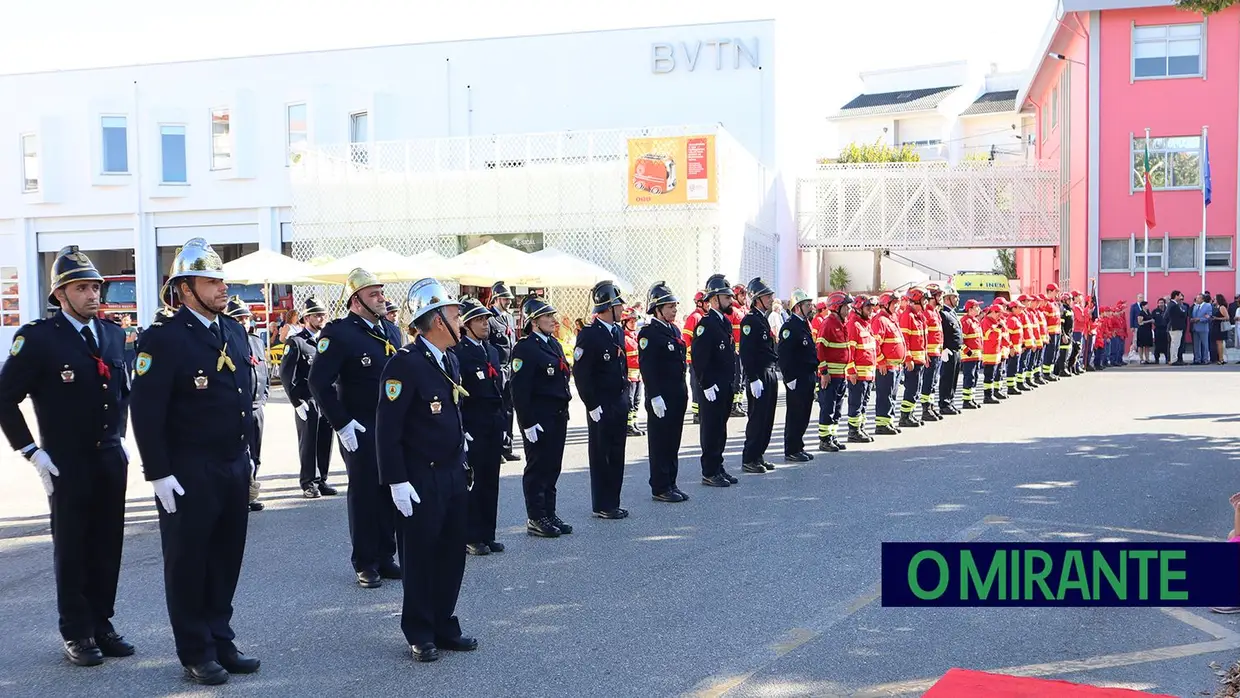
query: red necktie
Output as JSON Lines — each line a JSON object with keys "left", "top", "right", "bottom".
{"left": 485, "top": 361, "right": 498, "bottom": 378}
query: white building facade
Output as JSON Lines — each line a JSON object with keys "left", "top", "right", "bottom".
{"left": 0, "top": 19, "right": 786, "bottom": 345}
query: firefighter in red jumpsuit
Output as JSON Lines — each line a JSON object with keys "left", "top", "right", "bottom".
{"left": 682, "top": 291, "right": 706, "bottom": 423}
{"left": 959, "top": 299, "right": 984, "bottom": 409}
{"left": 981, "top": 301, "right": 1006, "bottom": 404}
{"left": 898, "top": 287, "right": 929, "bottom": 428}
{"left": 622, "top": 308, "right": 643, "bottom": 437}
{"left": 845, "top": 295, "right": 878, "bottom": 443}
{"left": 816, "top": 292, "right": 853, "bottom": 452}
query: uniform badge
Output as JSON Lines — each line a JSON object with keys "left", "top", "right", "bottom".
{"left": 60, "top": 368, "right": 75, "bottom": 383}
{"left": 476, "top": 370, "right": 485, "bottom": 380}
{"left": 385, "top": 379, "right": 402, "bottom": 401}
{"left": 512, "top": 358, "right": 523, "bottom": 372}
{"left": 317, "top": 338, "right": 330, "bottom": 353}
{"left": 667, "top": 343, "right": 674, "bottom": 351}
{"left": 603, "top": 352, "right": 611, "bottom": 361}
{"left": 430, "top": 400, "right": 442, "bottom": 414}
{"left": 761, "top": 331, "right": 768, "bottom": 340}
{"left": 639, "top": 338, "right": 648, "bottom": 350}
{"left": 361, "top": 355, "right": 372, "bottom": 367}
{"left": 546, "top": 365, "right": 555, "bottom": 376}
{"left": 719, "top": 342, "right": 726, "bottom": 350}
{"left": 8, "top": 336, "right": 23, "bottom": 356}
{"left": 135, "top": 353, "right": 152, "bottom": 376}
{"left": 573, "top": 347, "right": 584, "bottom": 361}
{"left": 695, "top": 326, "right": 704, "bottom": 336}
{"left": 742, "top": 325, "right": 751, "bottom": 336}
{"left": 194, "top": 375, "right": 209, "bottom": 390}
{"left": 782, "top": 329, "right": 790, "bottom": 340}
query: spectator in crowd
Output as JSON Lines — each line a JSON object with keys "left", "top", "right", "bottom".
{"left": 1128, "top": 293, "right": 1143, "bottom": 353}
{"left": 1166, "top": 291, "right": 1188, "bottom": 365}
{"left": 278, "top": 309, "right": 302, "bottom": 345}
{"left": 120, "top": 313, "right": 139, "bottom": 375}
{"left": 1152, "top": 298, "right": 1170, "bottom": 365}
{"left": 574, "top": 318, "right": 586, "bottom": 335}
{"left": 768, "top": 299, "right": 786, "bottom": 338}
{"left": 1212, "top": 293, "right": 1229, "bottom": 365}
{"left": 1191, "top": 294, "right": 1213, "bottom": 365}
{"left": 1229, "top": 294, "right": 1240, "bottom": 349}
{"left": 1135, "top": 300, "right": 1154, "bottom": 364}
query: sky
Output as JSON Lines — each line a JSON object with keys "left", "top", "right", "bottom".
{"left": 1, "top": 0, "right": 1057, "bottom": 76}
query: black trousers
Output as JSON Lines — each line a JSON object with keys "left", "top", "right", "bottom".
{"left": 782, "top": 374, "right": 815, "bottom": 455}
{"left": 697, "top": 391, "right": 731, "bottom": 477}
{"left": 50, "top": 446, "right": 128, "bottom": 642}
{"left": 250, "top": 405, "right": 265, "bottom": 471}
{"left": 296, "top": 405, "right": 334, "bottom": 489}
{"left": 690, "top": 364, "right": 705, "bottom": 416}
{"left": 647, "top": 392, "right": 687, "bottom": 495}
{"left": 938, "top": 352, "right": 960, "bottom": 406}
{"left": 587, "top": 394, "right": 629, "bottom": 512}
{"left": 818, "top": 376, "right": 848, "bottom": 438}
{"left": 627, "top": 381, "right": 642, "bottom": 425}
{"left": 465, "top": 410, "right": 505, "bottom": 544}
{"left": 875, "top": 367, "right": 900, "bottom": 426}
{"left": 522, "top": 408, "right": 568, "bottom": 520}
{"left": 501, "top": 379, "right": 516, "bottom": 455}
{"left": 846, "top": 380, "right": 873, "bottom": 429}
{"left": 398, "top": 464, "right": 468, "bottom": 647}
{"left": 157, "top": 453, "right": 249, "bottom": 666}
{"left": 983, "top": 363, "right": 999, "bottom": 393}
{"left": 1069, "top": 333, "right": 1084, "bottom": 371}
{"left": 340, "top": 426, "right": 397, "bottom": 573}
{"left": 1005, "top": 355, "right": 1020, "bottom": 388}
{"left": 900, "top": 365, "right": 923, "bottom": 414}
{"left": 742, "top": 369, "right": 778, "bottom": 463}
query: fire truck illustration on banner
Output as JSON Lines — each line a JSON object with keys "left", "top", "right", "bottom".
{"left": 631, "top": 153, "right": 677, "bottom": 195}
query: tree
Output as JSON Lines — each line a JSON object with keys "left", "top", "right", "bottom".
{"left": 829, "top": 265, "right": 852, "bottom": 291}
{"left": 826, "top": 141, "right": 921, "bottom": 164}
{"left": 1175, "top": 0, "right": 1236, "bottom": 13}
{"left": 992, "top": 249, "right": 1017, "bottom": 279}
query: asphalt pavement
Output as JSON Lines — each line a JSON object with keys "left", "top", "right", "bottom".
{"left": 1, "top": 365, "right": 1239, "bottom": 697}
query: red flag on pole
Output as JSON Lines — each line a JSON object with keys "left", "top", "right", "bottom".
{"left": 1143, "top": 140, "right": 1157, "bottom": 229}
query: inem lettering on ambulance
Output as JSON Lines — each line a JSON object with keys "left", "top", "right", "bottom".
{"left": 881, "top": 543, "right": 1240, "bottom": 607}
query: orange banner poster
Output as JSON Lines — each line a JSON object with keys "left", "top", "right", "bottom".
{"left": 626, "top": 134, "right": 717, "bottom": 206}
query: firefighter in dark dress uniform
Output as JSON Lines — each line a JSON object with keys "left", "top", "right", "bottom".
{"left": 224, "top": 297, "right": 269, "bottom": 512}
{"left": 308, "top": 268, "right": 402, "bottom": 589}
{"left": 691, "top": 274, "right": 740, "bottom": 488}
{"left": 453, "top": 298, "right": 507, "bottom": 556}
{"left": 376, "top": 278, "right": 478, "bottom": 663}
{"left": 0, "top": 246, "right": 133, "bottom": 667}
{"left": 638, "top": 281, "right": 689, "bottom": 502}
{"left": 739, "top": 277, "right": 779, "bottom": 474}
{"left": 777, "top": 288, "right": 817, "bottom": 463}
{"left": 487, "top": 281, "right": 521, "bottom": 462}
{"left": 573, "top": 280, "right": 632, "bottom": 519}
{"left": 510, "top": 296, "right": 574, "bottom": 537}
{"left": 130, "top": 238, "right": 260, "bottom": 686}
{"left": 279, "top": 296, "right": 338, "bottom": 498}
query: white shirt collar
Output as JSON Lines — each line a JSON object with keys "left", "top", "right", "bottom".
{"left": 420, "top": 336, "right": 446, "bottom": 369}
{"left": 534, "top": 330, "right": 553, "bottom": 343}
{"left": 711, "top": 308, "right": 726, "bottom": 320}
{"left": 464, "top": 335, "right": 482, "bottom": 346}
{"left": 62, "top": 312, "right": 97, "bottom": 338}
{"left": 187, "top": 306, "right": 217, "bottom": 329}
{"left": 655, "top": 317, "right": 672, "bottom": 329}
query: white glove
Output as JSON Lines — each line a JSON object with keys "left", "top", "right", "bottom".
{"left": 464, "top": 432, "right": 473, "bottom": 453}
{"left": 651, "top": 395, "right": 667, "bottom": 419}
{"left": 295, "top": 401, "right": 310, "bottom": 421}
{"left": 704, "top": 384, "right": 719, "bottom": 402}
{"left": 27, "top": 448, "right": 59, "bottom": 497}
{"left": 337, "top": 420, "right": 366, "bottom": 452}
{"left": 750, "top": 379, "right": 763, "bottom": 399}
{"left": 390, "top": 481, "right": 421, "bottom": 518}
{"left": 589, "top": 406, "right": 603, "bottom": 422}
{"left": 152, "top": 475, "right": 185, "bottom": 514}
{"left": 786, "top": 379, "right": 798, "bottom": 391}
{"left": 524, "top": 424, "right": 543, "bottom": 443}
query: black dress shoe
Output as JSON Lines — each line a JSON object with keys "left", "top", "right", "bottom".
{"left": 184, "top": 661, "right": 229, "bottom": 685}
{"left": 653, "top": 490, "right": 685, "bottom": 502}
{"left": 761, "top": 460, "right": 776, "bottom": 471}
{"left": 741, "top": 462, "right": 766, "bottom": 474}
{"left": 64, "top": 638, "right": 104, "bottom": 667}
{"left": 672, "top": 487, "right": 690, "bottom": 501}
{"left": 378, "top": 561, "right": 402, "bottom": 580}
{"left": 701, "top": 474, "right": 730, "bottom": 487}
{"left": 436, "top": 635, "right": 479, "bottom": 652}
{"left": 784, "top": 452, "right": 811, "bottom": 463}
{"left": 527, "top": 518, "right": 561, "bottom": 538}
{"left": 798, "top": 451, "right": 815, "bottom": 460}
{"left": 719, "top": 469, "right": 739, "bottom": 484}
{"left": 551, "top": 515, "right": 574, "bottom": 534}
{"left": 593, "top": 508, "right": 626, "bottom": 519}
{"left": 318, "top": 483, "right": 339, "bottom": 496}
{"left": 357, "top": 569, "right": 382, "bottom": 588}
{"left": 502, "top": 451, "right": 522, "bottom": 462}
{"left": 302, "top": 486, "right": 321, "bottom": 499}
{"left": 219, "top": 650, "right": 260, "bottom": 674}
{"left": 466, "top": 542, "right": 491, "bottom": 556}
{"left": 411, "top": 643, "right": 439, "bottom": 662}
{"left": 96, "top": 631, "right": 135, "bottom": 657}
{"left": 248, "top": 501, "right": 264, "bottom": 512}
{"left": 486, "top": 541, "right": 505, "bottom": 553}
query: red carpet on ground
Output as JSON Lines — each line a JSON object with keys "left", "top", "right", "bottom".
{"left": 923, "top": 668, "right": 1177, "bottom": 697}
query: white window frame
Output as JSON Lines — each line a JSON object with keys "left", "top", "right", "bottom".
{"left": 1131, "top": 135, "right": 1202, "bottom": 192}
{"left": 286, "top": 102, "right": 307, "bottom": 166}
{"left": 1051, "top": 80, "right": 1059, "bottom": 129}
{"left": 158, "top": 124, "right": 188, "bottom": 185}
{"left": 1205, "top": 236, "right": 1233, "bottom": 269}
{"left": 1040, "top": 102, "right": 1049, "bottom": 146}
{"left": 1100, "top": 238, "right": 1130, "bottom": 272}
{"left": 210, "top": 107, "right": 231, "bottom": 171}
{"left": 20, "top": 133, "right": 39, "bottom": 193}
{"left": 1131, "top": 22, "right": 1205, "bottom": 81}
{"left": 1166, "top": 236, "right": 1199, "bottom": 271}
{"left": 1133, "top": 233, "right": 1164, "bottom": 272}
{"left": 349, "top": 111, "right": 369, "bottom": 165}
{"left": 100, "top": 115, "right": 130, "bottom": 174}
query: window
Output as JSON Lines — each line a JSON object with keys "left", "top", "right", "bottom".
{"left": 211, "top": 108, "right": 231, "bottom": 170}
{"left": 1132, "top": 136, "right": 1201, "bottom": 190}
{"left": 1051, "top": 81, "right": 1059, "bottom": 129}
{"left": 1135, "top": 236, "right": 1163, "bottom": 270}
{"left": 101, "top": 116, "right": 129, "bottom": 173}
{"left": 1040, "top": 103, "right": 1049, "bottom": 146}
{"left": 350, "top": 111, "right": 369, "bottom": 165}
{"left": 20, "top": 134, "right": 38, "bottom": 192}
{"left": 1206, "top": 237, "right": 1233, "bottom": 268}
{"left": 1168, "top": 237, "right": 1197, "bottom": 270}
{"left": 1101, "top": 239, "right": 1130, "bottom": 271}
{"left": 1133, "top": 23, "right": 1203, "bottom": 79}
{"left": 286, "top": 103, "right": 307, "bottom": 165}
{"left": 160, "top": 125, "right": 187, "bottom": 184}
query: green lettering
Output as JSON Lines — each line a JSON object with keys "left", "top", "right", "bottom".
{"left": 1129, "top": 550, "right": 1157, "bottom": 600}
{"left": 1159, "top": 550, "right": 1188, "bottom": 601}
{"left": 1092, "top": 550, "right": 1127, "bottom": 600}
{"left": 1011, "top": 547, "right": 1020, "bottom": 599}
{"left": 1057, "top": 550, "right": 1090, "bottom": 601}
{"left": 1023, "top": 550, "right": 1055, "bottom": 600}
{"left": 909, "top": 551, "right": 949, "bottom": 600}
{"left": 962, "top": 550, "right": 1006, "bottom": 600}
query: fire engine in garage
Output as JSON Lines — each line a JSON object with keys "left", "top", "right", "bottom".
{"left": 101, "top": 274, "right": 292, "bottom": 330}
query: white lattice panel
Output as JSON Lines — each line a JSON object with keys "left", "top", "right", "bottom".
{"left": 796, "top": 162, "right": 1061, "bottom": 251}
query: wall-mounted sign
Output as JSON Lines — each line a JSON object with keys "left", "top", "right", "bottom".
{"left": 627, "top": 135, "right": 717, "bottom": 206}
{"left": 651, "top": 38, "right": 760, "bottom": 74}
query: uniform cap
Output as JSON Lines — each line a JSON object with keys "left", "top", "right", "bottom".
{"left": 646, "top": 281, "right": 679, "bottom": 315}
{"left": 963, "top": 299, "right": 982, "bottom": 311}
{"left": 789, "top": 288, "right": 813, "bottom": 306}
{"left": 47, "top": 246, "right": 104, "bottom": 306}
{"left": 303, "top": 296, "right": 328, "bottom": 315}
{"left": 405, "top": 277, "right": 461, "bottom": 321}
{"left": 591, "top": 280, "right": 625, "bottom": 314}
{"left": 459, "top": 297, "right": 491, "bottom": 324}
{"left": 522, "top": 296, "right": 557, "bottom": 324}
{"left": 385, "top": 300, "right": 399, "bottom": 314}
{"left": 1046, "top": 283, "right": 1060, "bottom": 293}
{"left": 224, "top": 296, "right": 251, "bottom": 319}
{"left": 703, "top": 274, "right": 734, "bottom": 299}
{"left": 746, "top": 277, "right": 775, "bottom": 300}
{"left": 925, "top": 283, "right": 943, "bottom": 298}
{"left": 490, "top": 281, "right": 514, "bottom": 300}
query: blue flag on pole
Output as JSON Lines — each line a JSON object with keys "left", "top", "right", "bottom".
{"left": 1204, "top": 133, "right": 1212, "bottom": 207}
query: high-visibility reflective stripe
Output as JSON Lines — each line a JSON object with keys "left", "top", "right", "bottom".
{"left": 900, "top": 401, "right": 916, "bottom": 413}
{"left": 908, "top": 351, "right": 927, "bottom": 361}
{"left": 875, "top": 416, "right": 891, "bottom": 426}
{"left": 821, "top": 341, "right": 849, "bottom": 349}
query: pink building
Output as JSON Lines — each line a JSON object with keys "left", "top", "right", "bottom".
{"left": 1018, "top": 0, "right": 1238, "bottom": 306}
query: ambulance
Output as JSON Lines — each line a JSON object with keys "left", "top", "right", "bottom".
{"left": 948, "top": 271, "right": 1012, "bottom": 308}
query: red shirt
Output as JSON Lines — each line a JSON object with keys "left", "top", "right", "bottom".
{"left": 624, "top": 328, "right": 640, "bottom": 381}
{"left": 682, "top": 309, "right": 704, "bottom": 364}
{"left": 923, "top": 306, "right": 943, "bottom": 357}
{"left": 960, "top": 314, "right": 983, "bottom": 362}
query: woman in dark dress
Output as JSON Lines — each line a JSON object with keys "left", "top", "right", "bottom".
{"left": 1152, "top": 298, "right": 1170, "bottom": 364}
{"left": 1136, "top": 300, "right": 1154, "bottom": 364}
{"left": 1213, "top": 293, "right": 1229, "bottom": 365}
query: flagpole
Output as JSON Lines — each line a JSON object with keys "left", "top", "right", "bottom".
{"left": 1145, "top": 128, "right": 1151, "bottom": 300}
{"left": 1201, "top": 125, "right": 1208, "bottom": 294}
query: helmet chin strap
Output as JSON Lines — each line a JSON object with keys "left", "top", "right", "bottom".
{"left": 436, "top": 307, "right": 459, "bottom": 346}
{"left": 61, "top": 293, "right": 95, "bottom": 324}
{"left": 183, "top": 278, "right": 221, "bottom": 318}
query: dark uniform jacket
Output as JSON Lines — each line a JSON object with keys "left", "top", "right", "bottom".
{"left": 691, "top": 308, "right": 737, "bottom": 394}
{"left": 509, "top": 333, "right": 571, "bottom": 430}
{"left": 244, "top": 332, "right": 269, "bottom": 410}
{"left": 739, "top": 307, "right": 778, "bottom": 381}
{"left": 940, "top": 307, "right": 963, "bottom": 352}
{"left": 777, "top": 313, "right": 817, "bottom": 383}
{"left": 375, "top": 340, "right": 467, "bottom": 486}
{"left": 452, "top": 337, "right": 505, "bottom": 433}
{"left": 130, "top": 307, "right": 255, "bottom": 481}
{"left": 278, "top": 327, "right": 318, "bottom": 405}
{"left": 0, "top": 311, "right": 130, "bottom": 463}
{"left": 636, "top": 319, "right": 687, "bottom": 402}
{"left": 308, "top": 312, "right": 401, "bottom": 431}
{"left": 572, "top": 319, "right": 628, "bottom": 412}
{"left": 1060, "top": 304, "right": 1074, "bottom": 335}
{"left": 487, "top": 308, "right": 517, "bottom": 367}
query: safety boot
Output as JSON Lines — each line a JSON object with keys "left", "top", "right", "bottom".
{"left": 920, "top": 404, "right": 941, "bottom": 422}
{"left": 847, "top": 427, "right": 873, "bottom": 444}
{"left": 898, "top": 412, "right": 921, "bottom": 428}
